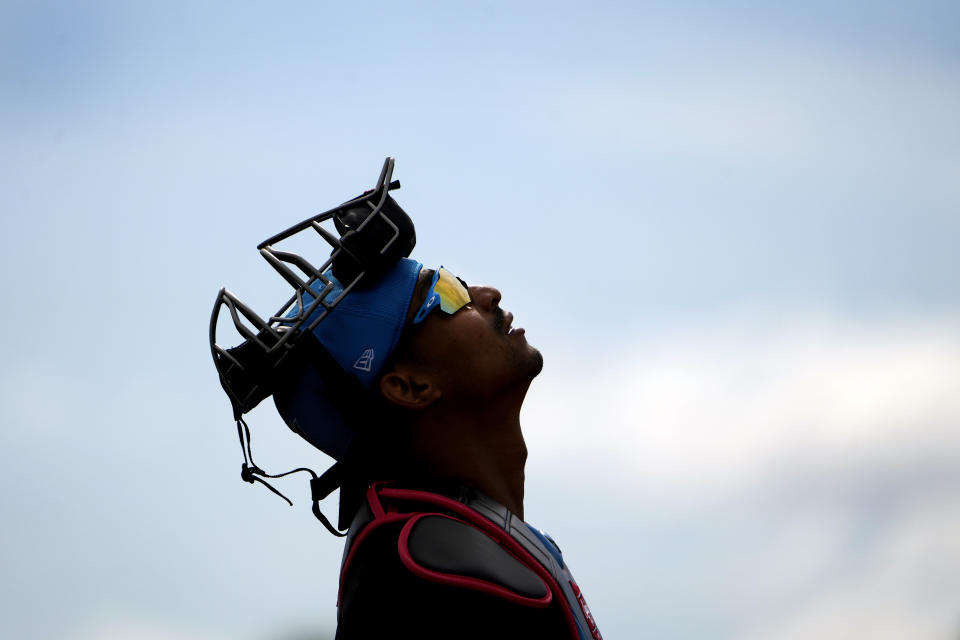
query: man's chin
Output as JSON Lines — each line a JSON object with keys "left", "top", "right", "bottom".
{"left": 526, "top": 346, "right": 544, "bottom": 379}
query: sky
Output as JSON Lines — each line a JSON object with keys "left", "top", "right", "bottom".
{"left": 1, "top": 1, "right": 959, "bottom": 638}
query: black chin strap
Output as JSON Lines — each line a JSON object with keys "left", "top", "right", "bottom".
{"left": 235, "top": 417, "right": 346, "bottom": 537}
{"left": 310, "top": 464, "right": 344, "bottom": 536}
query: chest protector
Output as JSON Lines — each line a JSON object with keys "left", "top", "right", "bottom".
{"left": 339, "top": 482, "right": 603, "bottom": 640}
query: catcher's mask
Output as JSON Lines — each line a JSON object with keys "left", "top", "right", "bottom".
{"left": 209, "top": 157, "right": 417, "bottom": 535}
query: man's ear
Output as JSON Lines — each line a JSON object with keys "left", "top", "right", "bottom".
{"left": 379, "top": 368, "right": 442, "bottom": 409}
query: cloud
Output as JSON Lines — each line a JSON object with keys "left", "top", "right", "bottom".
{"left": 522, "top": 310, "right": 960, "bottom": 638}
{"left": 549, "top": 35, "right": 960, "bottom": 203}
{"left": 524, "top": 311, "right": 960, "bottom": 496}
{"left": 77, "top": 613, "right": 229, "bottom": 640}
{"left": 0, "top": 362, "right": 80, "bottom": 440}
{"left": 741, "top": 494, "right": 960, "bottom": 640}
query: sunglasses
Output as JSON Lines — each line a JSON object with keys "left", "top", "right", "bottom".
{"left": 412, "top": 267, "right": 472, "bottom": 324}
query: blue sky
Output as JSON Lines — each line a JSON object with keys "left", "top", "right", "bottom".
{"left": 2, "top": 2, "right": 959, "bottom": 638}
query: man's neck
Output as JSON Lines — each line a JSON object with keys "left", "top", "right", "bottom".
{"left": 405, "top": 397, "right": 529, "bottom": 519}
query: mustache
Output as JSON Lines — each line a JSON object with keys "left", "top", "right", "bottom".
{"left": 492, "top": 305, "right": 505, "bottom": 334}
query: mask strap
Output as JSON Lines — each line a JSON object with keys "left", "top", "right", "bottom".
{"left": 311, "top": 463, "right": 346, "bottom": 537}
{"left": 234, "top": 417, "right": 346, "bottom": 537}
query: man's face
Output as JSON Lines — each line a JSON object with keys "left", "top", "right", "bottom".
{"left": 395, "top": 266, "right": 543, "bottom": 401}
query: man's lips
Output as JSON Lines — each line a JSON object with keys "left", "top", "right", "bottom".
{"left": 504, "top": 312, "right": 525, "bottom": 336}
{"left": 495, "top": 308, "right": 525, "bottom": 336}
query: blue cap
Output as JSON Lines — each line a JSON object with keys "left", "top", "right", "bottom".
{"left": 273, "top": 258, "right": 422, "bottom": 460}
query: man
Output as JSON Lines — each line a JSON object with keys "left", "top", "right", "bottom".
{"left": 210, "top": 160, "right": 601, "bottom": 639}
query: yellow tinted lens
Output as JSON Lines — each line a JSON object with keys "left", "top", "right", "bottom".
{"left": 434, "top": 268, "right": 471, "bottom": 314}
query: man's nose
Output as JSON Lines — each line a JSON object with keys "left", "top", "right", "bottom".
{"left": 469, "top": 285, "right": 502, "bottom": 311}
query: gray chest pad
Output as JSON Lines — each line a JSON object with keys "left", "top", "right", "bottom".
{"left": 400, "top": 514, "right": 550, "bottom": 603}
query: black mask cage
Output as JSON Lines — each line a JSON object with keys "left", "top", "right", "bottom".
{"left": 209, "top": 157, "right": 416, "bottom": 421}
{"left": 208, "top": 157, "right": 416, "bottom": 535}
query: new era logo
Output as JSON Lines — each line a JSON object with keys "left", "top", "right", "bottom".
{"left": 353, "top": 348, "right": 375, "bottom": 372}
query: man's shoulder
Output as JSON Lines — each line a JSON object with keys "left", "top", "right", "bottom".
{"left": 401, "top": 512, "right": 552, "bottom": 604}
{"left": 341, "top": 482, "right": 549, "bottom": 605}
{"left": 336, "top": 483, "right": 572, "bottom": 639}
